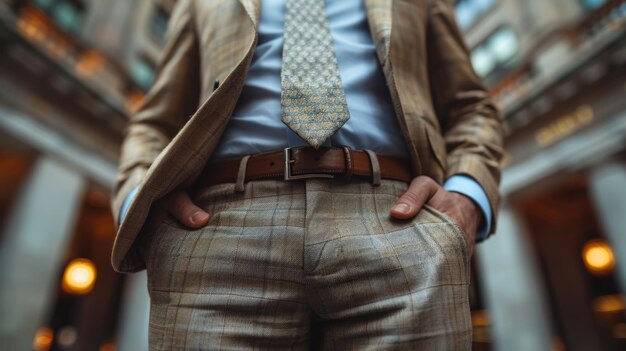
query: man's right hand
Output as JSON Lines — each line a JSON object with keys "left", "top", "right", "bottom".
{"left": 155, "top": 190, "right": 211, "bottom": 228}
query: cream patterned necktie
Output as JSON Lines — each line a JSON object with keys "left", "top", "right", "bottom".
{"left": 280, "top": 0, "right": 351, "bottom": 148}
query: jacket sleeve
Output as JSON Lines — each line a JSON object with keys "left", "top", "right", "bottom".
{"left": 426, "top": 0, "right": 505, "bottom": 235}
{"left": 111, "top": 0, "right": 200, "bottom": 227}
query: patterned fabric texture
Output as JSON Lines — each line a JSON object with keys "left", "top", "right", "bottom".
{"left": 280, "top": 0, "right": 351, "bottom": 148}
{"left": 138, "top": 179, "right": 472, "bottom": 350}
{"left": 110, "top": 0, "right": 504, "bottom": 273}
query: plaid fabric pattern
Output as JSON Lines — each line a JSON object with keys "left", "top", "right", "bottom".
{"left": 110, "top": 0, "right": 504, "bottom": 273}
{"left": 138, "top": 179, "right": 471, "bottom": 350}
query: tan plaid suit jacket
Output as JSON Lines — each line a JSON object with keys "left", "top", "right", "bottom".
{"left": 110, "top": 0, "right": 504, "bottom": 273}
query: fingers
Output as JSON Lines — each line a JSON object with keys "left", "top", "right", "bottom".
{"left": 159, "top": 190, "right": 210, "bottom": 228}
{"left": 391, "top": 176, "right": 440, "bottom": 219}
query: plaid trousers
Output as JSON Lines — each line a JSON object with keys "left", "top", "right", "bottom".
{"left": 138, "top": 178, "right": 472, "bottom": 350}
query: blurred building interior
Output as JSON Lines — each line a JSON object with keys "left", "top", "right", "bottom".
{"left": 0, "top": 0, "right": 624, "bottom": 350}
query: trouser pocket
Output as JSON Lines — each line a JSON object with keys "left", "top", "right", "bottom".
{"left": 420, "top": 204, "right": 471, "bottom": 276}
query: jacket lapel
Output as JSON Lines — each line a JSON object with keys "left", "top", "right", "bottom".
{"left": 238, "top": 0, "right": 261, "bottom": 28}
{"left": 364, "top": 0, "right": 421, "bottom": 174}
{"left": 364, "top": 0, "right": 392, "bottom": 66}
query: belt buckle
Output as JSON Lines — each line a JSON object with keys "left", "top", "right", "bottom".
{"left": 284, "top": 147, "right": 334, "bottom": 181}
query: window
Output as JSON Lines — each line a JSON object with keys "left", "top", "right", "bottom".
{"left": 455, "top": 0, "right": 496, "bottom": 30}
{"left": 33, "top": 0, "right": 85, "bottom": 34}
{"left": 131, "top": 57, "right": 155, "bottom": 91}
{"left": 471, "top": 26, "right": 518, "bottom": 77}
{"left": 150, "top": 6, "right": 170, "bottom": 43}
{"left": 582, "top": 0, "right": 608, "bottom": 10}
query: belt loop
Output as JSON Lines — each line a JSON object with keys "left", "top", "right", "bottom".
{"left": 235, "top": 155, "right": 251, "bottom": 192}
{"left": 342, "top": 146, "right": 353, "bottom": 180}
{"left": 364, "top": 149, "right": 381, "bottom": 186}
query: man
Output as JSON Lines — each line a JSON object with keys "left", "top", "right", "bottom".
{"left": 111, "top": 0, "right": 504, "bottom": 349}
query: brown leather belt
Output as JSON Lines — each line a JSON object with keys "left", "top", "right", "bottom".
{"left": 196, "top": 147, "right": 413, "bottom": 188}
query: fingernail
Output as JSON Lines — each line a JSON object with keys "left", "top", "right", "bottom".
{"left": 190, "top": 211, "right": 208, "bottom": 224}
{"left": 393, "top": 204, "right": 410, "bottom": 214}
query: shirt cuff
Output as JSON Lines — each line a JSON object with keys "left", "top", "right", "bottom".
{"left": 118, "top": 185, "right": 140, "bottom": 226}
{"left": 443, "top": 175, "right": 492, "bottom": 242}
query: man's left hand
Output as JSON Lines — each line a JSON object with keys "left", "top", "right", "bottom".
{"left": 390, "top": 176, "right": 480, "bottom": 256}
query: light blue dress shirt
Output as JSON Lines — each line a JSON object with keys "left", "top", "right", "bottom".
{"left": 120, "top": 0, "right": 492, "bottom": 241}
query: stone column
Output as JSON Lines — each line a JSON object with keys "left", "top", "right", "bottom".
{"left": 116, "top": 271, "right": 150, "bottom": 351}
{"left": 476, "top": 206, "right": 554, "bottom": 351}
{"left": 0, "top": 156, "right": 86, "bottom": 349}
{"left": 589, "top": 162, "right": 626, "bottom": 293}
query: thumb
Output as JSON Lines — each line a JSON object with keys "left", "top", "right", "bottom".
{"left": 391, "top": 176, "right": 439, "bottom": 219}
{"left": 160, "top": 190, "right": 210, "bottom": 228}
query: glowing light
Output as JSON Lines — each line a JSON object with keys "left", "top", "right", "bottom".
{"left": 471, "top": 310, "right": 489, "bottom": 327}
{"left": 62, "top": 258, "right": 97, "bottom": 295}
{"left": 593, "top": 295, "right": 625, "bottom": 313}
{"left": 33, "top": 327, "right": 53, "bottom": 351}
{"left": 17, "top": 9, "right": 47, "bottom": 42}
{"left": 99, "top": 342, "right": 117, "bottom": 351}
{"left": 582, "top": 240, "right": 615, "bottom": 275}
{"left": 57, "top": 326, "right": 78, "bottom": 348}
{"left": 17, "top": 6, "right": 72, "bottom": 60}
{"left": 535, "top": 105, "right": 594, "bottom": 147}
{"left": 126, "top": 90, "right": 145, "bottom": 114}
{"left": 76, "top": 51, "right": 105, "bottom": 77}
